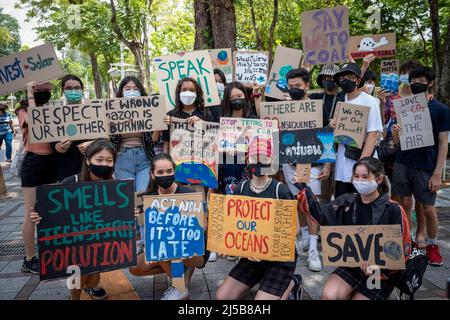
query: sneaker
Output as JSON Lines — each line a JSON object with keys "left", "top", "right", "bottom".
{"left": 6, "top": 159, "right": 12, "bottom": 163}
{"left": 160, "top": 286, "right": 189, "bottom": 300}
{"left": 308, "top": 249, "right": 322, "bottom": 272}
{"left": 84, "top": 287, "right": 107, "bottom": 300}
{"left": 288, "top": 274, "right": 303, "bottom": 300}
{"left": 297, "top": 238, "right": 309, "bottom": 252}
{"left": 208, "top": 252, "right": 217, "bottom": 262}
{"left": 426, "top": 244, "right": 443, "bottom": 266}
{"left": 227, "top": 256, "right": 239, "bottom": 261}
{"left": 21, "top": 256, "right": 39, "bottom": 274}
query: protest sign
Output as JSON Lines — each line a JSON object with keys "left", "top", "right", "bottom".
{"left": 143, "top": 192, "right": 205, "bottom": 262}
{"left": 0, "top": 43, "right": 64, "bottom": 96}
{"left": 393, "top": 93, "right": 434, "bottom": 150}
{"left": 207, "top": 193, "right": 297, "bottom": 262}
{"left": 296, "top": 164, "right": 311, "bottom": 183}
{"left": 36, "top": 180, "right": 136, "bottom": 280}
{"left": 265, "top": 46, "right": 302, "bottom": 100}
{"left": 349, "top": 33, "right": 396, "bottom": 59}
{"left": 380, "top": 60, "right": 400, "bottom": 93}
{"left": 280, "top": 127, "right": 336, "bottom": 164}
{"left": 234, "top": 51, "right": 269, "bottom": 85}
{"left": 260, "top": 100, "right": 323, "bottom": 131}
{"left": 321, "top": 225, "right": 405, "bottom": 269}
{"left": 170, "top": 117, "right": 219, "bottom": 188}
{"left": 154, "top": 50, "right": 220, "bottom": 109}
{"left": 334, "top": 102, "right": 370, "bottom": 149}
{"left": 301, "top": 6, "right": 349, "bottom": 65}
{"left": 27, "top": 101, "right": 108, "bottom": 143}
{"left": 105, "top": 95, "right": 167, "bottom": 134}
{"left": 209, "top": 48, "right": 233, "bottom": 83}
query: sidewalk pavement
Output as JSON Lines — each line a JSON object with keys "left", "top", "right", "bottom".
{"left": 0, "top": 120, "right": 449, "bottom": 300}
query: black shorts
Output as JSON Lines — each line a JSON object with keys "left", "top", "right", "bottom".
{"left": 391, "top": 162, "right": 436, "bottom": 205}
{"left": 20, "top": 152, "right": 56, "bottom": 188}
{"left": 229, "top": 258, "right": 296, "bottom": 297}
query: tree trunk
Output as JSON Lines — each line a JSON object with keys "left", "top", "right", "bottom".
{"left": 143, "top": 15, "right": 152, "bottom": 92}
{"left": 89, "top": 52, "right": 102, "bottom": 99}
{"left": 440, "top": 19, "right": 450, "bottom": 106}
{"left": 249, "top": 0, "right": 263, "bottom": 51}
{"left": 194, "top": 0, "right": 213, "bottom": 50}
{"left": 267, "top": 0, "right": 278, "bottom": 62}
{"left": 428, "top": 0, "right": 441, "bottom": 99}
{"left": 0, "top": 166, "right": 7, "bottom": 196}
{"left": 209, "top": 0, "right": 236, "bottom": 51}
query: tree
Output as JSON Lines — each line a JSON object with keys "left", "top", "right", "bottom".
{"left": 0, "top": 8, "right": 21, "bottom": 57}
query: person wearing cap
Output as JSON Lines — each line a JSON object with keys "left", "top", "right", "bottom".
{"left": 330, "top": 63, "right": 383, "bottom": 198}
{"left": 309, "top": 64, "right": 345, "bottom": 124}
{"left": 0, "top": 103, "right": 16, "bottom": 163}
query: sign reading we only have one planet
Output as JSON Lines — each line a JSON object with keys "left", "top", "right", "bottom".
{"left": 36, "top": 180, "right": 136, "bottom": 281}
{"left": 207, "top": 193, "right": 297, "bottom": 262}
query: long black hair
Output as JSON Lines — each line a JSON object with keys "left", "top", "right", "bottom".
{"left": 221, "top": 81, "right": 253, "bottom": 118}
{"left": 174, "top": 77, "right": 205, "bottom": 115}
{"left": 116, "top": 76, "right": 148, "bottom": 98}
{"left": 352, "top": 157, "right": 389, "bottom": 195}
{"left": 81, "top": 139, "right": 117, "bottom": 181}
{"left": 61, "top": 74, "right": 84, "bottom": 91}
{"left": 214, "top": 69, "right": 227, "bottom": 85}
{"left": 145, "top": 153, "right": 177, "bottom": 193}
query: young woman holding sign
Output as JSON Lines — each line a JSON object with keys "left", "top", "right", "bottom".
{"left": 216, "top": 139, "right": 303, "bottom": 301}
{"left": 19, "top": 82, "right": 56, "bottom": 274}
{"left": 130, "top": 153, "right": 208, "bottom": 300}
{"left": 294, "top": 157, "right": 411, "bottom": 300}
{"left": 29, "top": 138, "right": 117, "bottom": 300}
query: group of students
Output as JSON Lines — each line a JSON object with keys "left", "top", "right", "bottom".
{"left": 15, "top": 52, "right": 449, "bottom": 301}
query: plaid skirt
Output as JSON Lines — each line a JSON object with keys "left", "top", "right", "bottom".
{"left": 333, "top": 267, "right": 396, "bottom": 300}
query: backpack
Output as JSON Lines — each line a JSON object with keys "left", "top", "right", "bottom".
{"left": 395, "top": 248, "right": 429, "bottom": 300}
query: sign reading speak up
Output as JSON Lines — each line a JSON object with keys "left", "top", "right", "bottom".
{"left": 321, "top": 225, "right": 405, "bottom": 270}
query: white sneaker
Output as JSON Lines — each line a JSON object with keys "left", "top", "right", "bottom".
{"left": 297, "top": 238, "right": 309, "bottom": 252}
{"left": 308, "top": 249, "right": 322, "bottom": 272}
{"left": 208, "top": 252, "right": 217, "bottom": 262}
{"left": 160, "top": 286, "right": 189, "bottom": 300}
{"left": 227, "top": 256, "right": 239, "bottom": 261}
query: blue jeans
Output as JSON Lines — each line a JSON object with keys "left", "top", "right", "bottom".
{"left": 0, "top": 131, "right": 13, "bottom": 160}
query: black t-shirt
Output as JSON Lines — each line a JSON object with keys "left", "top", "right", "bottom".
{"left": 342, "top": 196, "right": 373, "bottom": 225}
{"left": 205, "top": 105, "right": 222, "bottom": 123}
{"left": 308, "top": 91, "right": 345, "bottom": 126}
{"left": 52, "top": 140, "right": 86, "bottom": 182}
{"left": 162, "top": 108, "right": 205, "bottom": 142}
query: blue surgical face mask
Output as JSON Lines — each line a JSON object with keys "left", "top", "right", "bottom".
{"left": 123, "top": 89, "right": 141, "bottom": 98}
{"left": 399, "top": 74, "right": 409, "bottom": 85}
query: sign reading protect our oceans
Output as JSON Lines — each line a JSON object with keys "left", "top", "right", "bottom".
{"left": 0, "top": 44, "right": 64, "bottom": 96}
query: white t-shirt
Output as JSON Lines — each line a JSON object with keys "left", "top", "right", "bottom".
{"left": 335, "top": 91, "right": 383, "bottom": 183}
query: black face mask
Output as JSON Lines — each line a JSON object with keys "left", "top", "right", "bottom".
{"left": 323, "top": 80, "right": 337, "bottom": 91}
{"left": 88, "top": 164, "right": 114, "bottom": 179}
{"left": 155, "top": 174, "right": 175, "bottom": 189}
{"left": 33, "top": 91, "right": 51, "bottom": 106}
{"left": 247, "top": 163, "right": 271, "bottom": 177}
{"left": 230, "top": 98, "right": 246, "bottom": 111}
{"left": 410, "top": 83, "right": 429, "bottom": 95}
{"left": 288, "top": 88, "right": 306, "bottom": 100}
{"left": 340, "top": 79, "right": 357, "bottom": 93}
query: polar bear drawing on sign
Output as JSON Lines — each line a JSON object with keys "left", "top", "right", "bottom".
{"left": 357, "top": 36, "right": 389, "bottom": 51}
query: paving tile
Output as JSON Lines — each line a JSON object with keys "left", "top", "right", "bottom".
{"left": 0, "top": 292, "right": 17, "bottom": 300}
{"left": 0, "top": 259, "right": 23, "bottom": 274}
{"left": 29, "top": 287, "right": 69, "bottom": 300}
{"left": 0, "top": 224, "right": 20, "bottom": 232}
{"left": 188, "top": 274, "right": 208, "bottom": 293}
{"left": 0, "top": 276, "right": 30, "bottom": 294}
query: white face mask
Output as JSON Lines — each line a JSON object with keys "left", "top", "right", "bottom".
{"left": 180, "top": 91, "right": 197, "bottom": 105}
{"left": 365, "top": 83, "right": 375, "bottom": 94}
{"left": 216, "top": 83, "right": 225, "bottom": 99}
{"left": 123, "top": 89, "right": 141, "bottom": 98}
{"left": 352, "top": 179, "right": 378, "bottom": 196}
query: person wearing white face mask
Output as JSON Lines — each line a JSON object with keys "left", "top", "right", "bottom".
{"left": 293, "top": 157, "right": 412, "bottom": 300}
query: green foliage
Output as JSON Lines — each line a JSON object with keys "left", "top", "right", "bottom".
{"left": 0, "top": 8, "right": 22, "bottom": 57}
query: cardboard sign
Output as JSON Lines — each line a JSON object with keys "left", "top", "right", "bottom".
{"left": 218, "top": 117, "right": 278, "bottom": 156}
{"left": 234, "top": 51, "right": 269, "bottom": 85}
{"left": 301, "top": 6, "right": 349, "bottom": 65}
{"left": 265, "top": 46, "right": 303, "bottom": 100}
{"left": 334, "top": 102, "right": 370, "bottom": 149}
{"left": 143, "top": 192, "right": 205, "bottom": 262}
{"left": 393, "top": 93, "right": 434, "bottom": 150}
{"left": 280, "top": 127, "right": 336, "bottom": 164}
{"left": 260, "top": 100, "right": 323, "bottom": 131}
{"left": 349, "top": 33, "right": 396, "bottom": 59}
{"left": 27, "top": 101, "right": 109, "bottom": 143}
{"left": 380, "top": 60, "right": 400, "bottom": 93}
{"left": 36, "top": 180, "right": 136, "bottom": 280}
{"left": 295, "top": 164, "right": 311, "bottom": 183}
{"left": 104, "top": 96, "right": 168, "bottom": 134}
{"left": 154, "top": 50, "right": 220, "bottom": 109}
{"left": 170, "top": 117, "right": 219, "bottom": 188}
{"left": 209, "top": 48, "right": 233, "bottom": 83}
{"left": 0, "top": 43, "right": 64, "bottom": 96}
{"left": 207, "top": 193, "right": 297, "bottom": 262}
{"left": 321, "top": 225, "right": 405, "bottom": 269}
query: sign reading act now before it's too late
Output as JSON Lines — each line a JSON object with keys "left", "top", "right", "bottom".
{"left": 27, "top": 95, "right": 167, "bottom": 143}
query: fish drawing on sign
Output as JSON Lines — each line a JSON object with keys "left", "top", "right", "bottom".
{"left": 357, "top": 36, "right": 389, "bottom": 51}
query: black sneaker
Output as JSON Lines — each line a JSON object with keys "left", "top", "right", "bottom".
{"left": 21, "top": 256, "right": 39, "bottom": 274}
{"left": 84, "top": 287, "right": 107, "bottom": 300}
{"left": 288, "top": 274, "right": 303, "bottom": 300}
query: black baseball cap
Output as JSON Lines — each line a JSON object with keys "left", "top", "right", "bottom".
{"left": 334, "top": 63, "right": 365, "bottom": 88}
